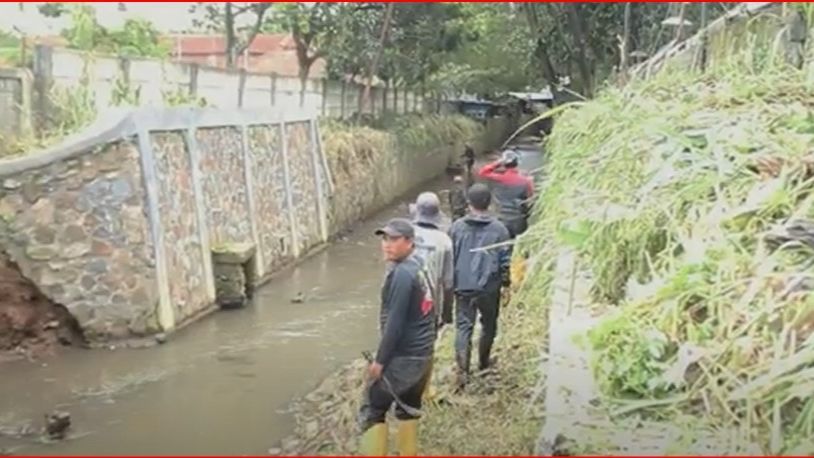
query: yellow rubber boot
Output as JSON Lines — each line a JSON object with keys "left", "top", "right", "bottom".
{"left": 396, "top": 420, "right": 418, "bottom": 456}
{"left": 421, "top": 360, "right": 435, "bottom": 402}
{"left": 359, "top": 423, "right": 388, "bottom": 456}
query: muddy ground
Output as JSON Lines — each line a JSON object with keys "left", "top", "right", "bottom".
{"left": 273, "top": 297, "right": 546, "bottom": 456}
{"left": 0, "top": 251, "right": 85, "bottom": 363}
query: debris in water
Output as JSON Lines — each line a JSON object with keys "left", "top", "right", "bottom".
{"left": 291, "top": 292, "right": 306, "bottom": 304}
{"left": 267, "top": 447, "right": 282, "bottom": 455}
{"left": 44, "top": 411, "right": 71, "bottom": 440}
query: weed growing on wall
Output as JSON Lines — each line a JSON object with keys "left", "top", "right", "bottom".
{"left": 162, "top": 88, "right": 208, "bottom": 107}
{"left": 519, "top": 38, "right": 814, "bottom": 454}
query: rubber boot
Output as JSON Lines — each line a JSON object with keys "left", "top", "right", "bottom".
{"left": 359, "top": 423, "right": 388, "bottom": 456}
{"left": 454, "top": 350, "right": 470, "bottom": 392}
{"left": 421, "top": 359, "right": 436, "bottom": 402}
{"left": 396, "top": 420, "right": 418, "bottom": 456}
{"left": 478, "top": 337, "right": 495, "bottom": 371}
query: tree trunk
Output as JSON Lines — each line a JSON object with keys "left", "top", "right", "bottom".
{"left": 225, "top": 2, "right": 237, "bottom": 69}
{"left": 564, "top": 3, "right": 593, "bottom": 97}
{"left": 361, "top": 2, "right": 395, "bottom": 113}
{"left": 619, "top": 2, "right": 632, "bottom": 83}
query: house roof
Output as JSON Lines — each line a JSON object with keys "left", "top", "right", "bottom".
{"left": 168, "top": 33, "right": 295, "bottom": 56}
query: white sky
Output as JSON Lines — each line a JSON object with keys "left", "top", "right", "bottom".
{"left": 0, "top": 2, "right": 204, "bottom": 36}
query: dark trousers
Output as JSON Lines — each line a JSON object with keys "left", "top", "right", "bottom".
{"left": 454, "top": 290, "right": 500, "bottom": 372}
{"left": 357, "top": 356, "right": 432, "bottom": 432}
{"left": 501, "top": 217, "right": 528, "bottom": 240}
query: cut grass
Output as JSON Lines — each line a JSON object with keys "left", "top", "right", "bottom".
{"left": 518, "top": 28, "right": 814, "bottom": 456}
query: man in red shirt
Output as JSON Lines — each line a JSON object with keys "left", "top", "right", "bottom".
{"left": 476, "top": 149, "right": 534, "bottom": 238}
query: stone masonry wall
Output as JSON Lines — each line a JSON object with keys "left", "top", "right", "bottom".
{"left": 0, "top": 109, "right": 503, "bottom": 343}
{"left": 0, "top": 141, "right": 159, "bottom": 340}
{"left": 247, "top": 125, "right": 295, "bottom": 273}
{"left": 151, "top": 132, "right": 210, "bottom": 324}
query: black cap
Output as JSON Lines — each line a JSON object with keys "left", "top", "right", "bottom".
{"left": 374, "top": 218, "right": 415, "bottom": 239}
{"left": 467, "top": 183, "right": 492, "bottom": 211}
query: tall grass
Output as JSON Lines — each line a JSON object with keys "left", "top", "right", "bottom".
{"left": 520, "top": 35, "right": 814, "bottom": 454}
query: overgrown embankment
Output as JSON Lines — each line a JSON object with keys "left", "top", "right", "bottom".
{"left": 520, "top": 50, "right": 814, "bottom": 453}
{"left": 323, "top": 114, "right": 487, "bottom": 231}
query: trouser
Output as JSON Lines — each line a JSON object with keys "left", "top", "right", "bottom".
{"left": 455, "top": 290, "right": 501, "bottom": 374}
{"left": 358, "top": 355, "right": 433, "bottom": 433}
{"left": 501, "top": 217, "right": 528, "bottom": 240}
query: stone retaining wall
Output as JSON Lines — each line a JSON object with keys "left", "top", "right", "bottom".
{"left": 0, "top": 108, "right": 490, "bottom": 343}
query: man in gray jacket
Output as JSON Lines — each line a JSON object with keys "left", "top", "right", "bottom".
{"left": 410, "top": 192, "right": 454, "bottom": 402}
{"left": 411, "top": 192, "right": 454, "bottom": 328}
{"left": 448, "top": 183, "right": 511, "bottom": 391}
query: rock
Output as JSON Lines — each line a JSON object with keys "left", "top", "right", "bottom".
{"left": 154, "top": 333, "right": 167, "bottom": 344}
{"left": 3, "top": 178, "right": 21, "bottom": 190}
{"left": 33, "top": 227, "right": 56, "bottom": 244}
{"left": 267, "top": 447, "right": 282, "bottom": 455}
{"left": 85, "top": 259, "right": 108, "bottom": 274}
{"left": 29, "top": 198, "right": 55, "bottom": 224}
{"left": 291, "top": 292, "right": 305, "bottom": 304}
{"left": 43, "top": 320, "right": 59, "bottom": 330}
{"left": 80, "top": 275, "right": 96, "bottom": 290}
{"left": 21, "top": 182, "right": 41, "bottom": 204}
{"left": 91, "top": 239, "right": 113, "bottom": 256}
{"left": 26, "top": 245, "right": 58, "bottom": 261}
{"left": 63, "top": 242, "right": 91, "bottom": 259}
{"left": 59, "top": 225, "right": 87, "bottom": 245}
{"left": 44, "top": 411, "right": 71, "bottom": 440}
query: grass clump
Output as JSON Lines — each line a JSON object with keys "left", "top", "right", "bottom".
{"left": 519, "top": 46, "right": 814, "bottom": 454}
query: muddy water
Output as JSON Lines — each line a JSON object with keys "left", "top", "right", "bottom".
{"left": 0, "top": 177, "right": 452, "bottom": 456}
{"left": 0, "top": 141, "right": 543, "bottom": 456}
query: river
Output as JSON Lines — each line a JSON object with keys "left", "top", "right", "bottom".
{"left": 0, "top": 141, "right": 543, "bottom": 456}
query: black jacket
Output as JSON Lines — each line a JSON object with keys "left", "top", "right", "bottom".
{"left": 375, "top": 254, "right": 436, "bottom": 366}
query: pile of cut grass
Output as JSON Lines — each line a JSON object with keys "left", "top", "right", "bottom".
{"left": 518, "top": 39, "right": 814, "bottom": 454}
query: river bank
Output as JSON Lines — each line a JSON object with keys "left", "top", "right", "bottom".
{"left": 274, "top": 298, "right": 546, "bottom": 456}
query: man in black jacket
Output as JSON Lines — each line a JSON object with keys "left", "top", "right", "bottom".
{"left": 448, "top": 183, "right": 511, "bottom": 391}
{"left": 358, "top": 218, "right": 435, "bottom": 456}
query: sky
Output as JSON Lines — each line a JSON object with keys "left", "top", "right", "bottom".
{"left": 0, "top": 2, "right": 203, "bottom": 36}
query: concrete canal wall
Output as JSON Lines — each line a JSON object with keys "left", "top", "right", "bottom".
{"left": 0, "top": 108, "right": 492, "bottom": 344}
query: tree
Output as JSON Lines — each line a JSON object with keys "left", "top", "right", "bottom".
{"left": 191, "top": 2, "right": 272, "bottom": 69}
{"left": 264, "top": 3, "right": 340, "bottom": 106}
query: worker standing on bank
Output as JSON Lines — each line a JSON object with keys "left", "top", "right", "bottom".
{"left": 448, "top": 184, "right": 511, "bottom": 391}
{"left": 358, "top": 218, "right": 435, "bottom": 456}
{"left": 477, "top": 149, "right": 534, "bottom": 289}
{"left": 462, "top": 144, "right": 476, "bottom": 185}
{"left": 409, "top": 192, "right": 454, "bottom": 402}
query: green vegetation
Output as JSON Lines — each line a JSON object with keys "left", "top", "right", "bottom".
{"left": 519, "top": 23, "right": 814, "bottom": 454}
{"left": 59, "top": 4, "right": 169, "bottom": 58}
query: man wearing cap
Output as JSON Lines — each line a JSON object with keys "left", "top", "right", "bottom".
{"left": 448, "top": 183, "right": 511, "bottom": 391}
{"left": 358, "top": 218, "right": 436, "bottom": 456}
{"left": 477, "top": 149, "right": 534, "bottom": 239}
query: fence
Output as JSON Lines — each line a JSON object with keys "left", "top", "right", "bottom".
{"left": 0, "top": 45, "right": 439, "bottom": 145}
